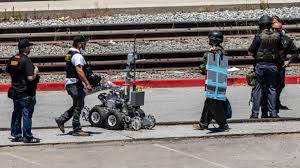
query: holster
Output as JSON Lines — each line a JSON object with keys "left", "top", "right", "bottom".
{"left": 25, "top": 96, "right": 36, "bottom": 109}
{"left": 7, "top": 87, "right": 15, "bottom": 99}
{"left": 246, "top": 71, "right": 256, "bottom": 87}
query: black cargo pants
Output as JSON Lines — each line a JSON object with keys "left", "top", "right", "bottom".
{"left": 276, "top": 68, "right": 286, "bottom": 111}
{"left": 251, "top": 62, "right": 278, "bottom": 117}
{"left": 260, "top": 68, "right": 285, "bottom": 116}
{"left": 58, "top": 82, "right": 86, "bottom": 131}
{"left": 199, "top": 98, "right": 227, "bottom": 127}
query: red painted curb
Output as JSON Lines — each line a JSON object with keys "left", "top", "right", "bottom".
{"left": 285, "top": 75, "right": 300, "bottom": 84}
{"left": 0, "top": 75, "right": 300, "bottom": 92}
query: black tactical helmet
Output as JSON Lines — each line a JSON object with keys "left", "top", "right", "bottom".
{"left": 73, "top": 35, "right": 87, "bottom": 44}
{"left": 258, "top": 15, "right": 272, "bottom": 26}
{"left": 18, "top": 39, "right": 33, "bottom": 50}
{"left": 208, "top": 31, "right": 223, "bottom": 46}
{"left": 72, "top": 35, "right": 88, "bottom": 50}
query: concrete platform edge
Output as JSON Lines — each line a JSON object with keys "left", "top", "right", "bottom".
{"left": 0, "top": 118, "right": 299, "bottom": 131}
{"left": 0, "top": 2, "right": 299, "bottom": 19}
{"left": 1, "top": 130, "right": 300, "bottom": 148}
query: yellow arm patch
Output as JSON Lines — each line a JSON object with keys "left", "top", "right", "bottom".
{"left": 10, "top": 60, "right": 19, "bottom": 66}
{"left": 65, "top": 54, "right": 71, "bottom": 61}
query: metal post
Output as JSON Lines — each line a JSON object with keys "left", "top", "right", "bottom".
{"left": 133, "top": 35, "right": 137, "bottom": 92}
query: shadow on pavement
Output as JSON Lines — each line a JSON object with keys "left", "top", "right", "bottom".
{"left": 207, "top": 128, "right": 230, "bottom": 134}
{"left": 55, "top": 131, "right": 102, "bottom": 136}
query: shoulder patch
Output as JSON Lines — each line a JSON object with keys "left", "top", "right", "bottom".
{"left": 10, "top": 60, "right": 19, "bottom": 66}
{"left": 65, "top": 54, "right": 71, "bottom": 61}
{"left": 10, "top": 54, "right": 21, "bottom": 66}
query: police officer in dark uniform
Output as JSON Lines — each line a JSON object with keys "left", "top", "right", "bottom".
{"left": 193, "top": 31, "right": 229, "bottom": 130}
{"left": 258, "top": 20, "right": 299, "bottom": 117}
{"left": 248, "top": 15, "right": 283, "bottom": 118}
{"left": 273, "top": 21, "right": 299, "bottom": 111}
{"left": 6, "top": 39, "right": 40, "bottom": 143}
{"left": 55, "top": 35, "right": 92, "bottom": 136}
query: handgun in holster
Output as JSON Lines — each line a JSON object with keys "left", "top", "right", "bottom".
{"left": 25, "top": 96, "right": 36, "bottom": 109}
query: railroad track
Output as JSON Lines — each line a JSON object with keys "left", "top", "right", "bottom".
{"left": 0, "top": 49, "right": 298, "bottom": 72}
{"left": 0, "top": 19, "right": 299, "bottom": 72}
{"left": 0, "top": 19, "right": 300, "bottom": 42}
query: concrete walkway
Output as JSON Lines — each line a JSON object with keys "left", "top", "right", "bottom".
{"left": 1, "top": 121, "right": 300, "bottom": 147}
{"left": 0, "top": 85, "right": 300, "bottom": 129}
{"left": 1, "top": 133, "right": 299, "bottom": 168}
{"left": 0, "top": 85, "right": 299, "bottom": 147}
{"left": 0, "top": 0, "right": 299, "bottom": 11}
{"left": 0, "top": 0, "right": 299, "bottom": 18}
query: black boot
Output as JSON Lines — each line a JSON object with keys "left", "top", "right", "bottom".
{"left": 193, "top": 123, "right": 208, "bottom": 130}
{"left": 279, "top": 104, "right": 289, "bottom": 110}
{"left": 55, "top": 118, "right": 65, "bottom": 133}
{"left": 261, "top": 113, "right": 269, "bottom": 118}
{"left": 269, "top": 114, "right": 280, "bottom": 118}
{"left": 72, "top": 130, "right": 90, "bottom": 136}
{"left": 219, "top": 124, "right": 230, "bottom": 131}
{"left": 250, "top": 115, "right": 258, "bottom": 119}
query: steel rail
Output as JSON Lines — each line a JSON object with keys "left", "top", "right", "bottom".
{"left": 0, "top": 49, "right": 298, "bottom": 72}
{"left": 0, "top": 24, "right": 300, "bottom": 42}
{"left": 0, "top": 49, "right": 249, "bottom": 62}
{"left": 1, "top": 18, "right": 300, "bottom": 34}
{"left": 27, "top": 57, "right": 254, "bottom": 72}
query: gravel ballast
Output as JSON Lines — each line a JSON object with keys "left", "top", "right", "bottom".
{"left": 1, "top": 66, "right": 300, "bottom": 83}
{"left": 0, "top": 37, "right": 300, "bottom": 57}
{"left": 1, "top": 7, "right": 300, "bottom": 57}
{"left": 0, "top": 7, "right": 300, "bottom": 27}
{"left": 1, "top": 7, "right": 300, "bottom": 82}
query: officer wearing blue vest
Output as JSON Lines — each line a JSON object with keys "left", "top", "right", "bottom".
{"left": 55, "top": 35, "right": 92, "bottom": 136}
{"left": 194, "top": 31, "right": 229, "bottom": 131}
{"left": 248, "top": 15, "right": 284, "bottom": 118}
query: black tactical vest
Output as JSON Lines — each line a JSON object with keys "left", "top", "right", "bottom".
{"left": 65, "top": 50, "right": 83, "bottom": 79}
{"left": 65, "top": 49, "right": 101, "bottom": 86}
{"left": 7, "top": 54, "right": 26, "bottom": 92}
{"left": 6, "top": 54, "right": 38, "bottom": 96}
{"left": 256, "top": 30, "right": 280, "bottom": 61}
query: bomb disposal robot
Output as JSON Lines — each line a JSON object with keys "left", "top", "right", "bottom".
{"left": 82, "top": 41, "right": 156, "bottom": 131}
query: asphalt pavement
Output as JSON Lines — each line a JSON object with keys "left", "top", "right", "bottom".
{"left": 0, "top": 120, "right": 300, "bottom": 147}
{"left": 0, "top": 85, "right": 299, "bottom": 167}
{"left": 0, "top": 85, "right": 300, "bottom": 128}
{"left": 0, "top": 133, "right": 299, "bottom": 168}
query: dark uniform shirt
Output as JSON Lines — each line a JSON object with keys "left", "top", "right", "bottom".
{"left": 279, "top": 33, "right": 299, "bottom": 64}
{"left": 200, "top": 45, "right": 225, "bottom": 75}
{"left": 248, "top": 34, "right": 261, "bottom": 55}
{"left": 6, "top": 53, "right": 38, "bottom": 96}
